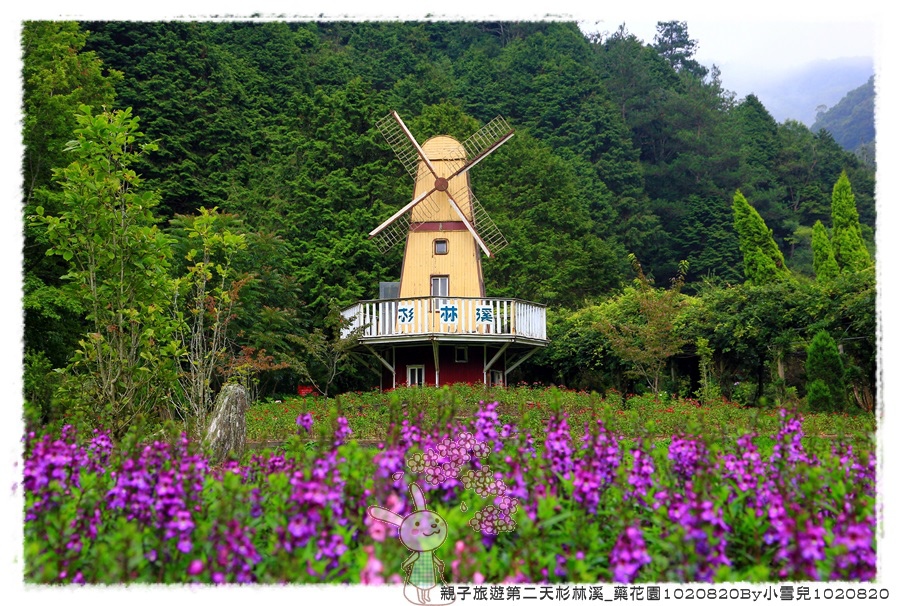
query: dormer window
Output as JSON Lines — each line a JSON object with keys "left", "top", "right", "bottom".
{"left": 434, "top": 239, "right": 448, "bottom": 255}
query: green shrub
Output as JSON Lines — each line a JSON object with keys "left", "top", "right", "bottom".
{"left": 806, "top": 379, "right": 834, "bottom": 413}
{"left": 805, "top": 330, "right": 846, "bottom": 412}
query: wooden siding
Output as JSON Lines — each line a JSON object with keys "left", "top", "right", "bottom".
{"left": 400, "top": 134, "right": 484, "bottom": 299}
{"left": 399, "top": 229, "right": 484, "bottom": 298}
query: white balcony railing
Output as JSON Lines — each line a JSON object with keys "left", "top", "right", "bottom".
{"left": 341, "top": 297, "right": 547, "bottom": 342}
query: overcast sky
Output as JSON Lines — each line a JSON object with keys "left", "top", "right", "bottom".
{"left": 582, "top": 18, "right": 876, "bottom": 101}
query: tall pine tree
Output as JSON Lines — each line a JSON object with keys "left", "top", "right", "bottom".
{"left": 830, "top": 171, "right": 871, "bottom": 272}
{"left": 732, "top": 190, "right": 791, "bottom": 285}
{"left": 811, "top": 220, "right": 839, "bottom": 282}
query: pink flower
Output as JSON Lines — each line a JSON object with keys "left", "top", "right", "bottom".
{"left": 473, "top": 571, "right": 485, "bottom": 584}
{"left": 367, "top": 517, "right": 387, "bottom": 542}
{"left": 360, "top": 545, "right": 384, "bottom": 585}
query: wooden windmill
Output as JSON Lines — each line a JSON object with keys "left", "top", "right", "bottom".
{"left": 342, "top": 111, "right": 548, "bottom": 390}
{"left": 371, "top": 111, "right": 512, "bottom": 299}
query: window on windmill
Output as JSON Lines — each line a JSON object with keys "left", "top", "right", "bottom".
{"left": 431, "top": 275, "right": 450, "bottom": 312}
{"left": 455, "top": 346, "right": 468, "bottom": 363}
{"left": 431, "top": 276, "right": 449, "bottom": 298}
{"left": 434, "top": 239, "right": 448, "bottom": 255}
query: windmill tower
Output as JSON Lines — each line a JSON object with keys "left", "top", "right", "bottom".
{"left": 343, "top": 111, "right": 548, "bottom": 389}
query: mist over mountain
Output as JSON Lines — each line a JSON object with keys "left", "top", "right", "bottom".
{"left": 811, "top": 75, "right": 875, "bottom": 165}
{"left": 745, "top": 56, "right": 873, "bottom": 126}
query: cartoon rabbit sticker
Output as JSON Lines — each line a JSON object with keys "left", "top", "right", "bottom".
{"left": 368, "top": 482, "right": 454, "bottom": 605}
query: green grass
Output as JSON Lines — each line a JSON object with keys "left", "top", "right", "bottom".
{"left": 246, "top": 384, "right": 876, "bottom": 447}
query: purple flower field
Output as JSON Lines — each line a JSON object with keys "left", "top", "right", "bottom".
{"left": 22, "top": 401, "right": 876, "bottom": 584}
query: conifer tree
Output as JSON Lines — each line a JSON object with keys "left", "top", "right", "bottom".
{"left": 732, "top": 190, "right": 791, "bottom": 285}
{"left": 805, "top": 330, "right": 846, "bottom": 412}
{"left": 830, "top": 171, "right": 872, "bottom": 272}
{"left": 811, "top": 220, "right": 840, "bottom": 282}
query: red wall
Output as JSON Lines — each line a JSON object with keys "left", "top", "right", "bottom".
{"left": 380, "top": 344, "right": 506, "bottom": 388}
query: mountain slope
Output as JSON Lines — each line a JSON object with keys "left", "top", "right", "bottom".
{"left": 811, "top": 75, "right": 875, "bottom": 163}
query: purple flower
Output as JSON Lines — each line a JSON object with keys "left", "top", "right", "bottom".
{"left": 474, "top": 401, "right": 501, "bottom": 451}
{"left": 543, "top": 413, "right": 573, "bottom": 479}
{"left": 718, "top": 432, "right": 765, "bottom": 494}
{"left": 659, "top": 482, "right": 730, "bottom": 581}
{"left": 626, "top": 441, "right": 655, "bottom": 504}
{"left": 572, "top": 420, "right": 620, "bottom": 513}
{"left": 333, "top": 416, "right": 352, "bottom": 446}
{"left": 610, "top": 525, "right": 652, "bottom": 583}
{"left": 668, "top": 435, "right": 707, "bottom": 481}
{"left": 296, "top": 412, "right": 314, "bottom": 434}
{"left": 831, "top": 514, "right": 876, "bottom": 581}
{"left": 770, "top": 409, "right": 810, "bottom": 466}
{"left": 187, "top": 559, "right": 204, "bottom": 576}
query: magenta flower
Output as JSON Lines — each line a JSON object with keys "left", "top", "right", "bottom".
{"left": 295, "top": 412, "right": 314, "bottom": 434}
{"left": 610, "top": 525, "right": 652, "bottom": 583}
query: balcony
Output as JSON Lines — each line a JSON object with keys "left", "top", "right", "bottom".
{"left": 341, "top": 296, "right": 547, "bottom": 345}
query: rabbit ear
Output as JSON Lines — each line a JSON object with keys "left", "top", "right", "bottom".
{"left": 368, "top": 505, "right": 404, "bottom": 527}
{"left": 409, "top": 482, "right": 427, "bottom": 511}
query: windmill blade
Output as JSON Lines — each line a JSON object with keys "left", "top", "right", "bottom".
{"left": 458, "top": 116, "right": 514, "bottom": 174}
{"left": 468, "top": 190, "right": 509, "bottom": 255}
{"left": 449, "top": 184, "right": 509, "bottom": 256}
{"left": 445, "top": 193, "right": 492, "bottom": 258}
{"left": 369, "top": 210, "right": 411, "bottom": 254}
{"left": 375, "top": 111, "right": 439, "bottom": 181}
{"left": 370, "top": 186, "right": 436, "bottom": 238}
{"left": 434, "top": 116, "right": 514, "bottom": 184}
{"left": 370, "top": 187, "right": 445, "bottom": 253}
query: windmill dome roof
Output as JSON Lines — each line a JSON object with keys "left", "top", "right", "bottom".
{"left": 422, "top": 135, "right": 467, "bottom": 161}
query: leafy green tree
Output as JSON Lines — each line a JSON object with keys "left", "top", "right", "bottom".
{"left": 826, "top": 268, "right": 876, "bottom": 412}
{"left": 32, "top": 106, "right": 180, "bottom": 437}
{"left": 805, "top": 330, "right": 846, "bottom": 412}
{"left": 286, "top": 306, "right": 367, "bottom": 397}
{"left": 687, "top": 278, "right": 826, "bottom": 406}
{"left": 695, "top": 336, "right": 721, "bottom": 404}
{"left": 169, "top": 207, "right": 249, "bottom": 436}
{"left": 81, "top": 21, "right": 261, "bottom": 217}
{"left": 597, "top": 256, "right": 689, "bottom": 395}
{"left": 830, "top": 171, "right": 871, "bottom": 272}
{"left": 776, "top": 120, "right": 831, "bottom": 225}
{"left": 539, "top": 306, "right": 622, "bottom": 391}
{"left": 22, "top": 22, "right": 122, "bottom": 204}
{"left": 811, "top": 220, "right": 839, "bottom": 282}
{"left": 22, "top": 21, "right": 122, "bottom": 369}
{"left": 732, "top": 190, "right": 791, "bottom": 285}
{"left": 591, "top": 24, "right": 677, "bottom": 124}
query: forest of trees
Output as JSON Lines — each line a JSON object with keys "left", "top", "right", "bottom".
{"left": 22, "top": 21, "right": 877, "bottom": 434}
